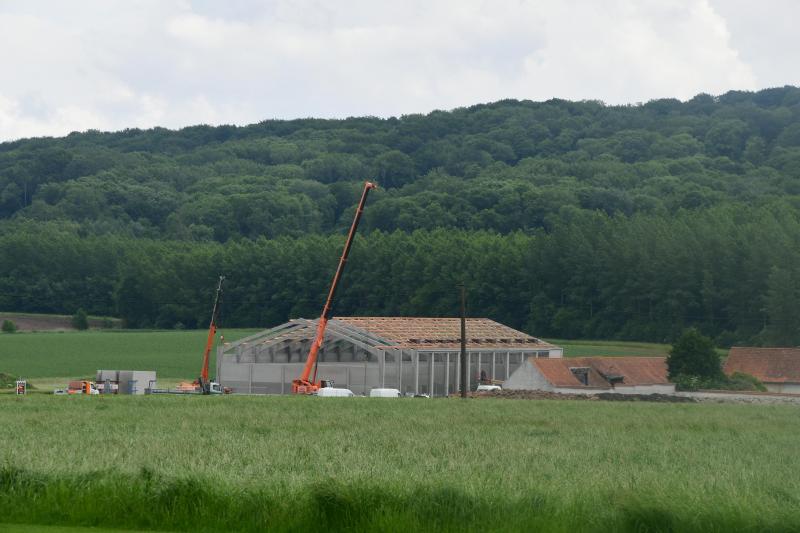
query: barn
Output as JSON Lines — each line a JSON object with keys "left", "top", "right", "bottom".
{"left": 504, "top": 356, "right": 674, "bottom": 395}
{"left": 724, "top": 347, "right": 800, "bottom": 394}
{"left": 216, "top": 317, "right": 562, "bottom": 395}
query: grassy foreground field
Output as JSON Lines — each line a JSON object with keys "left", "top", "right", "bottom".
{"left": 0, "top": 395, "right": 798, "bottom": 532}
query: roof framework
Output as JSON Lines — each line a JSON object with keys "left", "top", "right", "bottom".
{"left": 217, "top": 317, "right": 562, "bottom": 396}
{"left": 220, "top": 317, "right": 555, "bottom": 363}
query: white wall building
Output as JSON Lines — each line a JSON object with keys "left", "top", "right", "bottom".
{"left": 217, "top": 317, "right": 562, "bottom": 396}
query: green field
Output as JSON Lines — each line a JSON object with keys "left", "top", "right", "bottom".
{"left": 547, "top": 338, "right": 670, "bottom": 357}
{"left": 1, "top": 330, "right": 683, "bottom": 388}
{"left": 0, "top": 329, "right": 259, "bottom": 381}
{"left": 0, "top": 395, "right": 798, "bottom": 532}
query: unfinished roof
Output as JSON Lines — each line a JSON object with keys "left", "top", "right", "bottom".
{"left": 534, "top": 357, "right": 669, "bottom": 388}
{"left": 222, "top": 316, "right": 556, "bottom": 355}
{"left": 335, "top": 317, "right": 554, "bottom": 350}
{"left": 724, "top": 347, "right": 800, "bottom": 383}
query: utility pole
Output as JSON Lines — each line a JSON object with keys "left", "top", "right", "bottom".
{"left": 459, "top": 283, "right": 467, "bottom": 398}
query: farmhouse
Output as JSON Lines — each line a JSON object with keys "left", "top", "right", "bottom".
{"left": 724, "top": 347, "right": 800, "bottom": 394}
{"left": 504, "top": 356, "right": 675, "bottom": 395}
{"left": 216, "top": 317, "right": 562, "bottom": 395}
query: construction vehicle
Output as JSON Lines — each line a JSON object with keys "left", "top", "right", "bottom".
{"left": 175, "top": 276, "right": 229, "bottom": 395}
{"left": 65, "top": 380, "right": 99, "bottom": 395}
{"left": 292, "top": 180, "right": 377, "bottom": 394}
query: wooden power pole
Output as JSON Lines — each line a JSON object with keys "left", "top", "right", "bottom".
{"left": 459, "top": 283, "right": 467, "bottom": 398}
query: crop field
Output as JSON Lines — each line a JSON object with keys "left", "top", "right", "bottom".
{"left": 0, "top": 329, "right": 259, "bottom": 381}
{"left": 546, "top": 338, "right": 671, "bottom": 358}
{"left": 0, "top": 395, "right": 799, "bottom": 532}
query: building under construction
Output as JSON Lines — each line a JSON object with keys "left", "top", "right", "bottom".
{"left": 217, "top": 317, "right": 562, "bottom": 396}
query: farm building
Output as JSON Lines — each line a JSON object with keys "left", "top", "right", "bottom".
{"left": 504, "top": 356, "right": 674, "bottom": 395}
{"left": 216, "top": 317, "right": 562, "bottom": 395}
{"left": 724, "top": 347, "right": 800, "bottom": 394}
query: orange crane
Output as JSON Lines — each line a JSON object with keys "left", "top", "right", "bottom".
{"left": 196, "top": 275, "right": 226, "bottom": 394}
{"left": 292, "top": 181, "right": 377, "bottom": 394}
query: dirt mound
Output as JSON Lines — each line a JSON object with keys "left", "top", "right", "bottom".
{"left": 461, "top": 389, "right": 695, "bottom": 403}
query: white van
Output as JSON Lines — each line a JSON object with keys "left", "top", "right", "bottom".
{"left": 369, "top": 388, "right": 401, "bottom": 398}
{"left": 316, "top": 387, "right": 355, "bottom": 397}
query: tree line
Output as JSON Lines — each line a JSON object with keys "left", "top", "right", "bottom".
{"left": 1, "top": 201, "right": 798, "bottom": 346}
{"left": 0, "top": 87, "right": 799, "bottom": 241}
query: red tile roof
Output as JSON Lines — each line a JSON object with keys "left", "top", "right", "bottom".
{"left": 724, "top": 347, "right": 800, "bottom": 383}
{"left": 333, "top": 317, "right": 555, "bottom": 350}
{"left": 533, "top": 357, "right": 670, "bottom": 388}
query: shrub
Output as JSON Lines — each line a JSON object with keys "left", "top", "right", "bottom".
{"left": 72, "top": 308, "right": 89, "bottom": 330}
{"left": 668, "top": 328, "right": 722, "bottom": 380}
{"left": 1, "top": 320, "right": 17, "bottom": 333}
{"left": 727, "top": 372, "right": 767, "bottom": 392}
{"left": 672, "top": 372, "right": 766, "bottom": 392}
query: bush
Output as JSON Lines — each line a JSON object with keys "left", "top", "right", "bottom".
{"left": 727, "top": 372, "right": 767, "bottom": 392}
{"left": 668, "top": 328, "right": 722, "bottom": 380}
{"left": 72, "top": 308, "right": 89, "bottom": 330}
{"left": 672, "top": 372, "right": 766, "bottom": 392}
{"left": 1, "top": 320, "right": 17, "bottom": 333}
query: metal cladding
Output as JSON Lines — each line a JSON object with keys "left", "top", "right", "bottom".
{"left": 217, "top": 317, "right": 562, "bottom": 396}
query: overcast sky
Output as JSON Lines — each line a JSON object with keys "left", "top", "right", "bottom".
{"left": 0, "top": 0, "right": 798, "bottom": 141}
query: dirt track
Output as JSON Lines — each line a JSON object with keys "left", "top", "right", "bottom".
{"left": 463, "top": 390, "right": 696, "bottom": 403}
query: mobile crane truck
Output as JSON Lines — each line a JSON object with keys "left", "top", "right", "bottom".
{"left": 292, "top": 180, "right": 376, "bottom": 394}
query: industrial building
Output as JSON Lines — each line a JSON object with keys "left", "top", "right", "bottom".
{"left": 217, "top": 317, "right": 562, "bottom": 396}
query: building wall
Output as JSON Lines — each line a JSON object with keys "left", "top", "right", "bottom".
{"left": 553, "top": 387, "right": 609, "bottom": 394}
{"left": 503, "top": 360, "right": 554, "bottom": 391}
{"left": 117, "top": 371, "right": 157, "bottom": 395}
{"left": 219, "top": 350, "right": 538, "bottom": 396}
{"left": 765, "top": 383, "right": 800, "bottom": 394}
{"left": 611, "top": 384, "right": 675, "bottom": 395}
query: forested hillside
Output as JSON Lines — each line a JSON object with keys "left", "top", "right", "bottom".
{"left": 2, "top": 86, "right": 800, "bottom": 345}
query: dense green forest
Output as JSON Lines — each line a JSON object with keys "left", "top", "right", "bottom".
{"left": 2, "top": 86, "right": 800, "bottom": 345}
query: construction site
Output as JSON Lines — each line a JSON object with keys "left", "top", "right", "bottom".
{"left": 216, "top": 317, "right": 562, "bottom": 396}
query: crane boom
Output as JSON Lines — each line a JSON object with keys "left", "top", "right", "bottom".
{"left": 292, "top": 181, "right": 376, "bottom": 394}
{"left": 200, "top": 275, "right": 225, "bottom": 385}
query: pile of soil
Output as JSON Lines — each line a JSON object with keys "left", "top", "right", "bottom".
{"left": 460, "top": 389, "right": 696, "bottom": 403}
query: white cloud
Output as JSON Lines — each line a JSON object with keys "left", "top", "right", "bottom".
{"left": 0, "top": 0, "right": 793, "bottom": 141}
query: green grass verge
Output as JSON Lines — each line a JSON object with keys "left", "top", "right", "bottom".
{"left": 0, "top": 329, "right": 258, "bottom": 380}
{"left": 0, "top": 395, "right": 798, "bottom": 532}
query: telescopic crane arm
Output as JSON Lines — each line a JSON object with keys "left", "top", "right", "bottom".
{"left": 292, "top": 181, "right": 376, "bottom": 394}
{"left": 200, "top": 275, "right": 225, "bottom": 386}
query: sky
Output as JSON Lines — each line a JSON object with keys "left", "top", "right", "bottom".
{"left": 0, "top": 0, "right": 798, "bottom": 141}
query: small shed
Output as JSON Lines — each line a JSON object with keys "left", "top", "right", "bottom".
{"left": 96, "top": 370, "right": 157, "bottom": 395}
{"left": 724, "top": 347, "right": 800, "bottom": 394}
{"left": 504, "top": 356, "right": 674, "bottom": 395}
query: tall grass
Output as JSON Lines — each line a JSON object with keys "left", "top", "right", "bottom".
{"left": 1, "top": 396, "right": 798, "bottom": 531}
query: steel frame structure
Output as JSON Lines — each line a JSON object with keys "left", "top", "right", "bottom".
{"left": 217, "top": 319, "right": 561, "bottom": 396}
